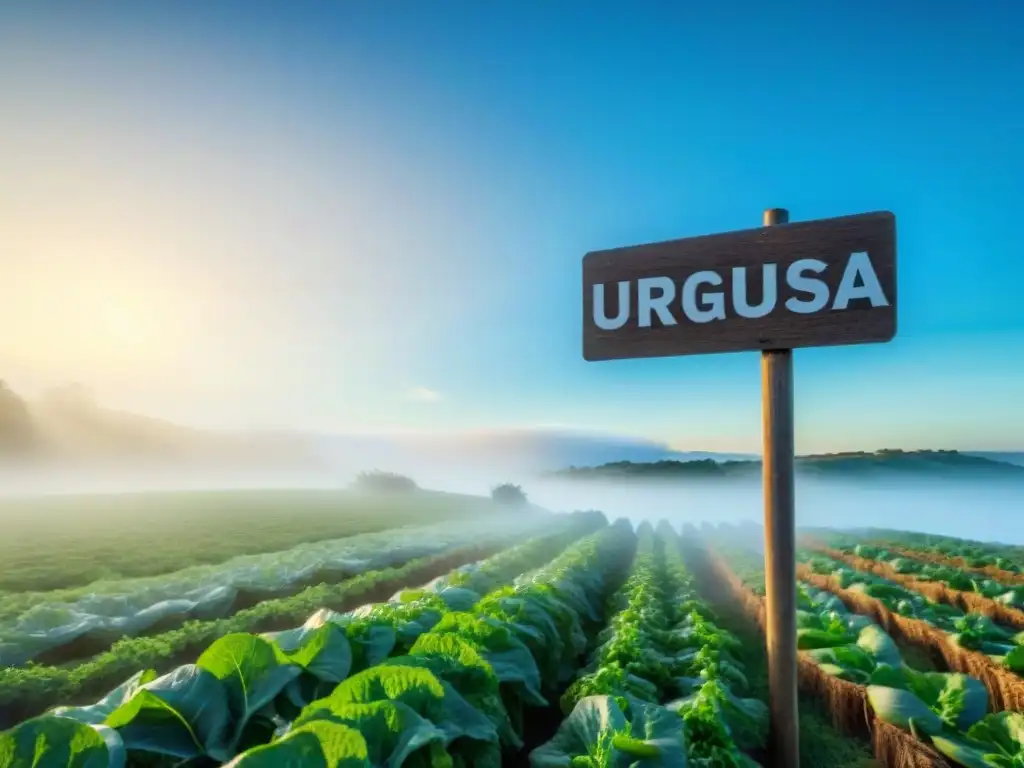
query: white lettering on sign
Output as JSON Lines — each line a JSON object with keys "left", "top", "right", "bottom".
{"left": 785, "top": 259, "right": 829, "bottom": 313}
{"left": 637, "top": 277, "right": 676, "bottom": 328}
{"left": 592, "top": 251, "right": 889, "bottom": 330}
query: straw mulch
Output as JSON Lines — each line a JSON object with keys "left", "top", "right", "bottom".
{"left": 700, "top": 548, "right": 951, "bottom": 768}
{"left": 867, "top": 544, "right": 1024, "bottom": 587}
{"left": 810, "top": 546, "right": 1024, "bottom": 632}
{"left": 798, "top": 565, "right": 1024, "bottom": 713}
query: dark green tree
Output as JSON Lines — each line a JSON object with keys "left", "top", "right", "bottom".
{"left": 0, "top": 380, "right": 37, "bottom": 454}
{"left": 352, "top": 470, "right": 418, "bottom": 493}
{"left": 491, "top": 482, "right": 527, "bottom": 506}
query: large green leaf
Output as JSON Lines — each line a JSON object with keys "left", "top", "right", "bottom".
{"left": 533, "top": 695, "right": 690, "bottom": 767}
{"left": 805, "top": 644, "right": 876, "bottom": 675}
{"left": 296, "top": 700, "right": 446, "bottom": 766}
{"left": 104, "top": 664, "right": 232, "bottom": 760}
{"left": 866, "top": 685, "right": 944, "bottom": 735}
{"left": 0, "top": 716, "right": 125, "bottom": 768}
{"left": 667, "top": 680, "right": 767, "bottom": 752}
{"left": 929, "top": 733, "right": 1005, "bottom": 768}
{"left": 264, "top": 623, "right": 353, "bottom": 684}
{"left": 433, "top": 586, "right": 483, "bottom": 612}
{"left": 817, "top": 662, "right": 868, "bottom": 684}
{"left": 796, "top": 627, "right": 854, "bottom": 650}
{"left": 50, "top": 670, "right": 159, "bottom": 726}
{"left": 529, "top": 695, "right": 629, "bottom": 767}
{"left": 224, "top": 720, "right": 371, "bottom": 767}
{"left": 868, "top": 664, "right": 908, "bottom": 689}
{"left": 964, "top": 712, "right": 1024, "bottom": 759}
{"left": 943, "top": 675, "right": 990, "bottom": 731}
{"left": 480, "top": 592, "right": 566, "bottom": 678}
{"left": 562, "top": 665, "right": 661, "bottom": 713}
{"left": 1003, "top": 646, "right": 1024, "bottom": 673}
{"left": 903, "top": 671, "right": 989, "bottom": 731}
{"left": 196, "top": 633, "right": 302, "bottom": 748}
{"left": 399, "top": 635, "right": 519, "bottom": 747}
{"left": 324, "top": 665, "right": 445, "bottom": 710}
{"left": 610, "top": 701, "right": 689, "bottom": 767}
{"left": 318, "top": 664, "right": 498, "bottom": 749}
{"left": 856, "top": 625, "right": 902, "bottom": 667}
{"left": 343, "top": 623, "right": 398, "bottom": 672}
{"left": 426, "top": 613, "right": 546, "bottom": 706}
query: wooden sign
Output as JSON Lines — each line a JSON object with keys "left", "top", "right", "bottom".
{"left": 582, "top": 211, "right": 897, "bottom": 361}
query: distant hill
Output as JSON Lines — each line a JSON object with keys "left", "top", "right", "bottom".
{"left": 967, "top": 452, "right": 1024, "bottom": 468}
{"left": 311, "top": 429, "right": 757, "bottom": 480}
{"left": 2, "top": 379, "right": 1020, "bottom": 491}
{"left": 0, "top": 381, "right": 324, "bottom": 472}
{"left": 547, "top": 450, "right": 1024, "bottom": 483}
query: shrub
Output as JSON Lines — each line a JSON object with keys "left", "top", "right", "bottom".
{"left": 491, "top": 482, "right": 527, "bottom": 506}
{"left": 352, "top": 470, "right": 418, "bottom": 494}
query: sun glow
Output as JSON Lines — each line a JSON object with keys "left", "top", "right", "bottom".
{"left": 99, "top": 305, "right": 155, "bottom": 349}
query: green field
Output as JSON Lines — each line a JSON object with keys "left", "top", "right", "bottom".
{"left": 0, "top": 488, "right": 502, "bottom": 593}
{"left": 3, "top": 505, "right": 1024, "bottom": 767}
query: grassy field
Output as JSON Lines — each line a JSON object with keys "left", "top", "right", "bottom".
{"left": 0, "top": 488, "right": 502, "bottom": 593}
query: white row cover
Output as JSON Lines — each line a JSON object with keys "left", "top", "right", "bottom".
{"left": 0, "top": 512, "right": 554, "bottom": 667}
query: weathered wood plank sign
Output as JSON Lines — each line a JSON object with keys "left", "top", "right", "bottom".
{"left": 582, "top": 211, "right": 896, "bottom": 361}
{"left": 581, "top": 207, "right": 897, "bottom": 768}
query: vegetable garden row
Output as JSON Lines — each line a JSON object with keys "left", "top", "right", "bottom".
{"left": 0, "top": 513, "right": 556, "bottom": 669}
{"left": 5, "top": 516, "right": 1024, "bottom": 767}
{"left": 1, "top": 515, "right": 785, "bottom": 767}
{"left": 805, "top": 529, "right": 1024, "bottom": 582}
{"left": 0, "top": 512, "right": 605, "bottom": 731}
{"left": 700, "top": 523, "right": 1024, "bottom": 768}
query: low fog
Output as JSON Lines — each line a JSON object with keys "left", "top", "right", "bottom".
{"left": 0, "top": 389, "right": 1019, "bottom": 545}
{"left": 1, "top": 452, "right": 1022, "bottom": 548}
{"left": 528, "top": 475, "right": 1024, "bottom": 546}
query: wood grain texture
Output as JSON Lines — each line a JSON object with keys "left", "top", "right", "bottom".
{"left": 762, "top": 352, "right": 799, "bottom": 767}
{"left": 582, "top": 210, "right": 897, "bottom": 360}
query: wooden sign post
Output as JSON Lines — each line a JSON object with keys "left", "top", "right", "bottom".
{"left": 582, "top": 208, "right": 897, "bottom": 768}
{"left": 760, "top": 207, "right": 799, "bottom": 768}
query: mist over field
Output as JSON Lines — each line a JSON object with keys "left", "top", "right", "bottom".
{"left": 0, "top": 388, "right": 1019, "bottom": 546}
{"left": 527, "top": 475, "right": 1024, "bottom": 546}
{"left": 1, "top": 441, "right": 1022, "bottom": 549}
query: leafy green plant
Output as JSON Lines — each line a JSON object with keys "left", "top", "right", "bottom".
{"left": 1, "top": 518, "right": 636, "bottom": 766}
{"left": 799, "top": 550, "right": 1024, "bottom": 673}
{"left": 930, "top": 711, "right": 1024, "bottom": 767}
{"left": 538, "top": 523, "right": 767, "bottom": 767}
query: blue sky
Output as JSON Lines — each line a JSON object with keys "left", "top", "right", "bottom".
{"left": 1, "top": 1, "right": 1021, "bottom": 452}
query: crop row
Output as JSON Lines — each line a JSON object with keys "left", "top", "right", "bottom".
{"left": 536, "top": 520, "right": 767, "bottom": 766}
{"left": 808, "top": 528, "right": 1024, "bottom": 578}
{"left": 800, "top": 551, "right": 1024, "bottom": 677}
{"left": 707, "top": 537, "right": 1024, "bottom": 767}
{"left": 811, "top": 543, "right": 1024, "bottom": 626}
{"left": 0, "top": 490, "right": 501, "bottom": 595}
{"left": 0, "top": 512, "right": 559, "bottom": 669}
{"left": 0, "top": 512, "right": 605, "bottom": 732}
{"left": 0, "top": 517, "right": 636, "bottom": 766}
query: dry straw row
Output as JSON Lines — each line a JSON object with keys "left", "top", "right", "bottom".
{"left": 865, "top": 544, "right": 1024, "bottom": 587}
{"left": 693, "top": 545, "right": 947, "bottom": 768}
{"left": 797, "top": 564, "right": 1024, "bottom": 713}
{"left": 815, "top": 547, "right": 1024, "bottom": 631}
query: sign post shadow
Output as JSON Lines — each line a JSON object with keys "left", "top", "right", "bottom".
{"left": 582, "top": 208, "right": 897, "bottom": 768}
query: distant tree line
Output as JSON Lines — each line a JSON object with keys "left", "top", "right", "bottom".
{"left": 546, "top": 451, "right": 1024, "bottom": 483}
{"left": 352, "top": 470, "right": 419, "bottom": 493}
{"left": 350, "top": 471, "right": 531, "bottom": 506}
{"left": 491, "top": 482, "right": 528, "bottom": 506}
{"left": 0, "top": 380, "right": 38, "bottom": 456}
